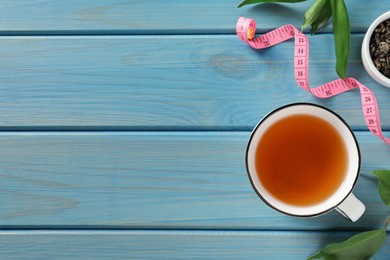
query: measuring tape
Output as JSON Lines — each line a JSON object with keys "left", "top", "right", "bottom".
{"left": 236, "top": 17, "right": 390, "bottom": 145}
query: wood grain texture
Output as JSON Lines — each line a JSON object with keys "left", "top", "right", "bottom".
{"left": 0, "top": 0, "right": 387, "bottom": 34}
{"left": 1, "top": 0, "right": 389, "bottom": 258}
{"left": 0, "top": 34, "right": 389, "bottom": 130}
{"left": 0, "top": 132, "right": 389, "bottom": 230}
{"left": 0, "top": 230, "right": 389, "bottom": 259}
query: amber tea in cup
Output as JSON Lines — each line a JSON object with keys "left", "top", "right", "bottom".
{"left": 246, "top": 103, "right": 365, "bottom": 221}
{"left": 255, "top": 113, "right": 348, "bottom": 206}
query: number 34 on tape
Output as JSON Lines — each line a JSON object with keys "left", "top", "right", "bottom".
{"left": 236, "top": 17, "right": 390, "bottom": 146}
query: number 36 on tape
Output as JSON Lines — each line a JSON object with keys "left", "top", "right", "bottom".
{"left": 236, "top": 17, "right": 390, "bottom": 146}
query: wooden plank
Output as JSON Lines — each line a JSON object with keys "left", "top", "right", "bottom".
{"left": 0, "top": 230, "right": 389, "bottom": 259}
{"left": 0, "top": 131, "right": 389, "bottom": 230}
{"left": 0, "top": 34, "right": 389, "bottom": 130}
{"left": 0, "top": 1, "right": 386, "bottom": 34}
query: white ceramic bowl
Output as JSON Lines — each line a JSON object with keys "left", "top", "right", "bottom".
{"left": 361, "top": 11, "right": 390, "bottom": 88}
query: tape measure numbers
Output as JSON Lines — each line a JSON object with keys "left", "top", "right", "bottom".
{"left": 236, "top": 17, "right": 389, "bottom": 145}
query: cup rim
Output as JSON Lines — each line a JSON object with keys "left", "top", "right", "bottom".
{"left": 361, "top": 10, "right": 390, "bottom": 88}
{"left": 245, "top": 102, "right": 361, "bottom": 217}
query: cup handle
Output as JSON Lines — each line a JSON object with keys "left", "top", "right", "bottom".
{"left": 335, "top": 193, "right": 366, "bottom": 222}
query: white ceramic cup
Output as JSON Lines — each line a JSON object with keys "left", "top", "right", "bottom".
{"left": 246, "top": 103, "right": 365, "bottom": 222}
{"left": 361, "top": 11, "right": 390, "bottom": 88}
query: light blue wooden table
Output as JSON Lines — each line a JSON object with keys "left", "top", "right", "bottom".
{"left": 0, "top": 1, "right": 389, "bottom": 259}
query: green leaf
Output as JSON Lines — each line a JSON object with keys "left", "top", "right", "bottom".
{"left": 302, "top": 0, "right": 328, "bottom": 31}
{"left": 309, "top": 0, "right": 332, "bottom": 34}
{"left": 330, "top": 0, "right": 350, "bottom": 79}
{"left": 372, "top": 170, "right": 390, "bottom": 207}
{"left": 307, "top": 229, "right": 386, "bottom": 260}
{"left": 238, "top": 0, "right": 307, "bottom": 8}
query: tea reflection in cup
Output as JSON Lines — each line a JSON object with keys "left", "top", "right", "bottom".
{"left": 245, "top": 103, "right": 365, "bottom": 221}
